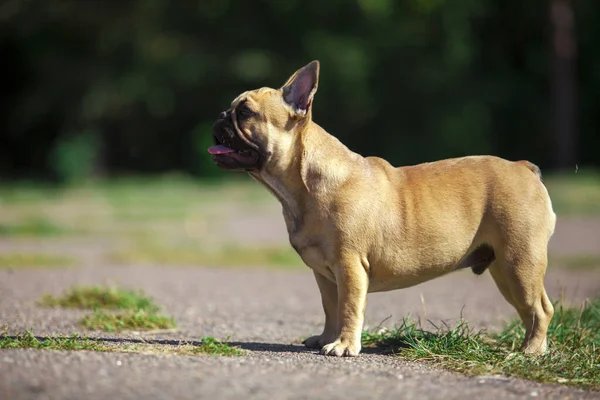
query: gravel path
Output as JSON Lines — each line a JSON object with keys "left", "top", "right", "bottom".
{"left": 1, "top": 216, "right": 599, "bottom": 399}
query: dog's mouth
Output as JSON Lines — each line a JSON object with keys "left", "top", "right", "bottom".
{"left": 207, "top": 143, "right": 259, "bottom": 165}
{"left": 208, "top": 127, "right": 261, "bottom": 171}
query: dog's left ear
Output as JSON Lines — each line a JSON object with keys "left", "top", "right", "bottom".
{"left": 281, "top": 60, "right": 320, "bottom": 117}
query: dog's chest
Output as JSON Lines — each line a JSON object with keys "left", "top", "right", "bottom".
{"left": 289, "top": 234, "right": 336, "bottom": 281}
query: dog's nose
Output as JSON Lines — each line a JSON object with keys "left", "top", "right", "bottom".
{"left": 219, "top": 111, "right": 227, "bottom": 120}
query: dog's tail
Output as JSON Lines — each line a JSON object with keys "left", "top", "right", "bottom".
{"left": 516, "top": 160, "right": 542, "bottom": 181}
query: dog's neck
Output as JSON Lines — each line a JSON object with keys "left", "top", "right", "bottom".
{"left": 250, "top": 120, "right": 361, "bottom": 232}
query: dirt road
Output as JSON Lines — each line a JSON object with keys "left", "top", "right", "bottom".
{"left": 1, "top": 216, "right": 599, "bottom": 399}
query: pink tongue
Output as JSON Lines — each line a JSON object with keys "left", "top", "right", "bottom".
{"left": 208, "top": 145, "right": 235, "bottom": 155}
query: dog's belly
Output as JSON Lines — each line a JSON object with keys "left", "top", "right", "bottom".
{"left": 297, "top": 242, "right": 463, "bottom": 292}
{"left": 366, "top": 244, "right": 472, "bottom": 293}
{"left": 367, "top": 267, "right": 454, "bottom": 293}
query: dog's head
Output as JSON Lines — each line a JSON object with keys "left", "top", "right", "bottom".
{"left": 209, "top": 61, "right": 320, "bottom": 171}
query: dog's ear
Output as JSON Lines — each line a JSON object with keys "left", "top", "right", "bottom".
{"left": 281, "top": 60, "right": 320, "bottom": 117}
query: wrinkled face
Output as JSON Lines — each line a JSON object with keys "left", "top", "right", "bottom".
{"left": 210, "top": 88, "right": 291, "bottom": 171}
{"left": 209, "top": 61, "right": 320, "bottom": 171}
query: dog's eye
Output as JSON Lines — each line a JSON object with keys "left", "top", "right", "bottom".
{"left": 237, "top": 105, "right": 256, "bottom": 119}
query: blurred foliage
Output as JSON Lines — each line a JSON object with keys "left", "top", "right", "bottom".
{"left": 0, "top": 0, "right": 598, "bottom": 181}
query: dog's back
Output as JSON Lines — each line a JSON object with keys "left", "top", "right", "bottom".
{"left": 356, "top": 155, "right": 555, "bottom": 289}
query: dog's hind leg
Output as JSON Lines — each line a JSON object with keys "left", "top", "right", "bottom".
{"left": 491, "top": 251, "right": 554, "bottom": 354}
{"left": 488, "top": 263, "right": 517, "bottom": 308}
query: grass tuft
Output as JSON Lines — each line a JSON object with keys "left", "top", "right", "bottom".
{"left": 0, "top": 329, "right": 106, "bottom": 351}
{"left": 81, "top": 309, "right": 175, "bottom": 332}
{"left": 0, "top": 253, "right": 75, "bottom": 269}
{"left": 193, "top": 337, "right": 245, "bottom": 356}
{"left": 40, "top": 286, "right": 160, "bottom": 312}
{"left": 362, "top": 299, "right": 600, "bottom": 390}
{"left": 39, "top": 285, "right": 176, "bottom": 332}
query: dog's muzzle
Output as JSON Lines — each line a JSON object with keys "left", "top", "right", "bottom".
{"left": 209, "top": 111, "right": 261, "bottom": 171}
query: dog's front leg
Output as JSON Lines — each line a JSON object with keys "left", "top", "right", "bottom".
{"left": 303, "top": 271, "right": 338, "bottom": 349}
{"left": 320, "top": 256, "right": 368, "bottom": 357}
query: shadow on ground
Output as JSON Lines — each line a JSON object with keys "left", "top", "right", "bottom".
{"left": 6, "top": 335, "right": 396, "bottom": 355}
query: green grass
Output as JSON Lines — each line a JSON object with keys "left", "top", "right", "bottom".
{"left": 0, "top": 183, "right": 65, "bottom": 205}
{"left": 39, "top": 285, "right": 176, "bottom": 333}
{"left": 0, "top": 329, "right": 108, "bottom": 351}
{"left": 550, "top": 254, "right": 600, "bottom": 270}
{"left": 0, "top": 329, "right": 243, "bottom": 356}
{"left": 111, "top": 240, "right": 302, "bottom": 268}
{"left": 545, "top": 170, "right": 600, "bottom": 215}
{"left": 81, "top": 309, "right": 175, "bottom": 332}
{"left": 0, "top": 178, "right": 283, "bottom": 267}
{"left": 362, "top": 299, "right": 600, "bottom": 390}
{"left": 94, "top": 175, "right": 271, "bottom": 209}
{"left": 0, "top": 253, "right": 75, "bottom": 269}
{"left": 191, "top": 337, "right": 245, "bottom": 356}
{"left": 0, "top": 216, "right": 71, "bottom": 237}
{"left": 39, "top": 286, "right": 160, "bottom": 312}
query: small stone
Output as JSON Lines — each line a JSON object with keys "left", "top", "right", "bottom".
{"left": 116, "top": 360, "right": 122, "bottom": 366}
{"left": 530, "top": 391, "right": 538, "bottom": 397}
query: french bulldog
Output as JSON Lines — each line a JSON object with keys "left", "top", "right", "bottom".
{"left": 209, "top": 61, "right": 556, "bottom": 357}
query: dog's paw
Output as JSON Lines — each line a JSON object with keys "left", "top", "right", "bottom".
{"left": 302, "top": 334, "right": 336, "bottom": 349}
{"left": 319, "top": 339, "right": 361, "bottom": 357}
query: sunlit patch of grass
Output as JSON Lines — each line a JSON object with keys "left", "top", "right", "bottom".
{"left": 96, "top": 175, "right": 272, "bottom": 209}
{"left": 39, "top": 285, "right": 176, "bottom": 333}
{"left": 545, "top": 170, "right": 600, "bottom": 215}
{"left": 550, "top": 254, "right": 600, "bottom": 269}
{"left": 0, "top": 177, "right": 278, "bottom": 244}
{"left": 0, "top": 253, "right": 75, "bottom": 269}
{"left": 39, "top": 286, "right": 160, "bottom": 312}
{"left": 362, "top": 299, "right": 600, "bottom": 390}
{"left": 0, "top": 216, "right": 72, "bottom": 237}
{"left": 0, "top": 329, "right": 243, "bottom": 356}
{"left": 110, "top": 240, "right": 302, "bottom": 269}
{"left": 81, "top": 309, "right": 175, "bottom": 332}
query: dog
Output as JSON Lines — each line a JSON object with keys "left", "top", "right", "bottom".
{"left": 209, "top": 61, "right": 556, "bottom": 357}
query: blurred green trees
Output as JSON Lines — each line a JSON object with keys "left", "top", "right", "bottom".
{"left": 0, "top": 0, "right": 597, "bottom": 182}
